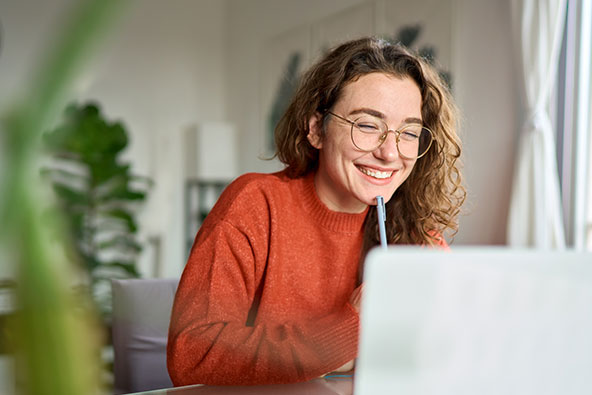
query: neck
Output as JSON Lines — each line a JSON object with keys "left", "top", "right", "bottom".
{"left": 313, "top": 170, "right": 368, "bottom": 214}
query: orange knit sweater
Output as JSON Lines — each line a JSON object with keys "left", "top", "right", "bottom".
{"left": 167, "top": 171, "right": 369, "bottom": 385}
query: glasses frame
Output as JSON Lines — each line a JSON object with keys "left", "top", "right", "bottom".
{"left": 326, "top": 111, "right": 434, "bottom": 159}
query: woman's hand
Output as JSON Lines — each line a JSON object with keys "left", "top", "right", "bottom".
{"left": 349, "top": 283, "right": 364, "bottom": 313}
{"left": 321, "top": 284, "right": 365, "bottom": 376}
{"left": 332, "top": 359, "right": 355, "bottom": 373}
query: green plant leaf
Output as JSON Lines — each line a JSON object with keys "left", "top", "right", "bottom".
{"left": 52, "top": 182, "right": 89, "bottom": 205}
{"left": 97, "top": 236, "right": 142, "bottom": 253}
{"left": 41, "top": 167, "right": 89, "bottom": 184}
{"left": 98, "top": 208, "right": 138, "bottom": 232}
{"left": 100, "top": 261, "right": 140, "bottom": 277}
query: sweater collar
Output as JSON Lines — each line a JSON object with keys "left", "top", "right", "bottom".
{"left": 299, "top": 171, "right": 369, "bottom": 233}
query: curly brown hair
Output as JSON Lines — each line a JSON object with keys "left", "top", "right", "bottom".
{"left": 275, "top": 37, "right": 465, "bottom": 263}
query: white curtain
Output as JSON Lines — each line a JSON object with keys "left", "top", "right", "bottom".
{"left": 507, "top": 0, "right": 567, "bottom": 248}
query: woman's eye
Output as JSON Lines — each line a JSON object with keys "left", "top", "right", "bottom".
{"left": 357, "top": 123, "right": 379, "bottom": 131}
{"left": 401, "top": 131, "right": 419, "bottom": 140}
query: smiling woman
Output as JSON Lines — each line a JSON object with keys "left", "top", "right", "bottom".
{"left": 276, "top": 37, "right": 465, "bottom": 258}
{"left": 167, "top": 37, "right": 465, "bottom": 386}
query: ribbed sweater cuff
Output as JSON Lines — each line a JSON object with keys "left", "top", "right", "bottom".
{"left": 309, "top": 304, "right": 360, "bottom": 371}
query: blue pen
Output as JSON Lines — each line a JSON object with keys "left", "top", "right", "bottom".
{"left": 376, "top": 196, "right": 387, "bottom": 250}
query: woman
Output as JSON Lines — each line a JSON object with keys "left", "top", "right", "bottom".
{"left": 167, "top": 37, "right": 465, "bottom": 386}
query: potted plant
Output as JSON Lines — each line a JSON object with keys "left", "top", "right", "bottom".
{"left": 42, "top": 102, "right": 151, "bottom": 318}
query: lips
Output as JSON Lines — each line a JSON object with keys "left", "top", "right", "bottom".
{"left": 356, "top": 165, "right": 394, "bottom": 179}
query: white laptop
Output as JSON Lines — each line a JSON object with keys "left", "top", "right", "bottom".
{"left": 355, "top": 247, "right": 592, "bottom": 395}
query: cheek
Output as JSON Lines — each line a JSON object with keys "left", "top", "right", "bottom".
{"left": 402, "top": 160, "right": 418, "bottom": 180}
{"left": 324, "top": 133, "right": 357, "bottom": 161}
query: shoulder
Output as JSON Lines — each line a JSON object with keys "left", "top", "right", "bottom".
{"left": 219, "top": 170, "right": 294, "bottom": 206}
{"left": 225, "top": 170, "right": 292, "bottom": 194}
{"left": 204, "top": 170, "right": 299, "bottom": 228}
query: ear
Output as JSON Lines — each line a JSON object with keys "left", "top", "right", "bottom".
{"left": 307, "top": 112, "right": 324, "bottom": 149}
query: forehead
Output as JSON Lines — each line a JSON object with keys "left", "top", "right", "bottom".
{"left": 335, "top": 73, "right": 422, "bottom": 119}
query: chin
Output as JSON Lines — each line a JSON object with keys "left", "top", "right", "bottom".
{"left": 370, "top": 188, "right": 398, "bottom": 204}
{"left": 353, "top": 184, "right": 400, "bottom": 207}
{"left": 359, "top": 194, "right": 388, "bottom": 207}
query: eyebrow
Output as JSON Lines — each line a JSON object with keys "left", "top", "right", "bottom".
{"left": 348, "top": 107, "right": 423, "bottom": 125}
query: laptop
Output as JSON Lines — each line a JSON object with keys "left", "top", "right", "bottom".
{"left": 355, "top": 247, "right": 592, "bottom": 395}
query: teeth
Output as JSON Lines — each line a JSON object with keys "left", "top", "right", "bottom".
{"left": 358, "top": 166, "right": 393, "bottom": 179}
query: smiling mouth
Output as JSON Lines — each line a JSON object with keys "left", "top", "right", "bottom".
{"left": 356, "top": 166, "right": 394, "bottom": 179}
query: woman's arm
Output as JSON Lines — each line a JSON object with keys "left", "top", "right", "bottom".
{"left": 167, "top": 220, "right": 359, "bottom": 386}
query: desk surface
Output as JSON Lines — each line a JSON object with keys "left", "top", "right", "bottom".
{"left": 125, "top": 376, "right": 354, "bottom": 395}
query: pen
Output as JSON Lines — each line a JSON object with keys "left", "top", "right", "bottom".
{"left": 376, "top": 196, "right": 387, "bottom": 250}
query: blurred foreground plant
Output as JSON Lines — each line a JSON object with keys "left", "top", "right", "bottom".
{"left": 0, "top": 1, "right": 125, "bottom": 394}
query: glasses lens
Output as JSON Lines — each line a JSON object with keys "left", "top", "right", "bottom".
{"left": 351, "top": 115, "right": 387, "bottom": 151}
{"left": 397, "top": 125, "right": 433, "bottom": 159}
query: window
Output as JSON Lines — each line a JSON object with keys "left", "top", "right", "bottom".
{"left": 556, "top": 0, "right": 592, "bottom": 250}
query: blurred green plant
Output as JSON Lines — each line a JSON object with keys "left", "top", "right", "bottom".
{"left": 0, "top": 1, "right": 126, "bottom": 394}
{"left": 42, "top": 102, "right": 150, "bottom": 317}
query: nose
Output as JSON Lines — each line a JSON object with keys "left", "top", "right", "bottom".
{"left": 373, "top": 131, "right": 399, "bottom": 162}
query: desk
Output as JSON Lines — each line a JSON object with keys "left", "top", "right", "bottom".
{"left": 124, "top": 376, "right": 353, "bottom": 395}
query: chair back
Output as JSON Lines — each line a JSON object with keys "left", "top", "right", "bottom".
{"left": 111, "top": 278, "right": 178, "bottom": 394}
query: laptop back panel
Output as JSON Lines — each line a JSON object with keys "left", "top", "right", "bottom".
{"left": 355, "top": 248, "right": 592, "bottom": 395}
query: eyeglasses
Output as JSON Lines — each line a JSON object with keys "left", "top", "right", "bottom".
{"left": 326, "top": 111, "right": 434, "bottom": 159}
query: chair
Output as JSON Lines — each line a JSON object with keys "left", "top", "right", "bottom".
{"left": 111, "top": 278, "right": 179, "bottom": 394}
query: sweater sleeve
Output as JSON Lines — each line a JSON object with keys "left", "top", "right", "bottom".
{"left": 166, "top": 219, "right": 359, "bottom": 386}
{"left": 435, "top": 235, "right": 450, "bottom": 249}
{"left": 428, "top": 230, "right": 450, "bottom": 249}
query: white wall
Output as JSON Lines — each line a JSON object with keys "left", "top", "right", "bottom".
{"left": 226, "top": 0, "right": 518, "bottom": 245}
{"left": 452, "top": 0, "right": 518, "bottom": 244}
